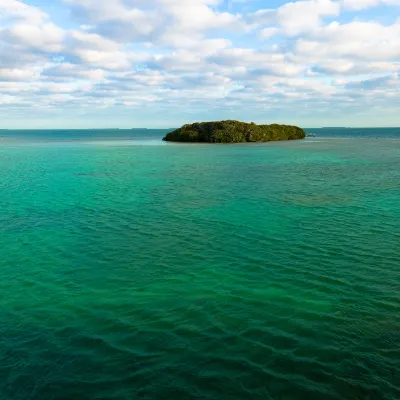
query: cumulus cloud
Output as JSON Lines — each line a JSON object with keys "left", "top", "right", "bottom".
{"left": 340, "top": 0, "right": 400, "bottom": 10}
{"left": 41, "top": 63, "right": 107, "bottom": 81}
{"left": 344, "top": 73, "right": 399, "bottom": 89}
{"left": 278, "top": 0, "right": 340, "bottom": 35}
{"left": 0, "top": 0, "right": 399, "bottom": 126}
{"left": 1, "top": 22, "right": 65, "bottom": 52}
{"left": 249, "top": 0, "right": 340, "bottom": 36}
{"left": 0, "top": 67, "right": 40, "bottom": 81}
{"left": 296, "top": 21, "right": 400, "bottom": 61}
{"left": 0, "top": 0, "right": 48, "bottom": 24}
{"left": 63, "top": 0, "right": 246, "bottom": 45}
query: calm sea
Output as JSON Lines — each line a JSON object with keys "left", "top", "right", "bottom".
{"left": 0, "top": 128, "right": 399, "bottom": 399}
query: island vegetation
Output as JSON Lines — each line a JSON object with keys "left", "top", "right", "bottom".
{"left": 163, "top": 120, "right": 306, "bottom": 143}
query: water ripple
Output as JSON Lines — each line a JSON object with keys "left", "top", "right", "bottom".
{"left": 0, "top": 138, "right": 399, "bottom": 399}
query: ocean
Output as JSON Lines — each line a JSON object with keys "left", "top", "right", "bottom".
{"left": 0, "top": 128, "right": 399, "bottom": 399}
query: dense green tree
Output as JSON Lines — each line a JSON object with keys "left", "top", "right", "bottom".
{"left": 163, "top": 121, "right": 306, "bottom": 143}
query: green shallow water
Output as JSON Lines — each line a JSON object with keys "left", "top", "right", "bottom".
{"left": 0, "top": 134, "right": 399, "bottom": 399}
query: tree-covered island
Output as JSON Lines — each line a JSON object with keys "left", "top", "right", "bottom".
{"left": 163, "top": 120, "right": 306, "bottom": 143}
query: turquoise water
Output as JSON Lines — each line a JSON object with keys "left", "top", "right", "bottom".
{"left": 0, "top": 129, "right": 399, "bottom": 399}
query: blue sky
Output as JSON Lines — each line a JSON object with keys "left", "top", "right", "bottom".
{"left": 0, "top": 0, "right": 399, "bottom": 128}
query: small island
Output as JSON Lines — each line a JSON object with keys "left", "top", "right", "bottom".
{"left": 163, "top": 120, "right": 306, "bottom": 143}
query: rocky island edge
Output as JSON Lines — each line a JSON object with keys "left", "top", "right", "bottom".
{"left": 163, "top": 120, "right": 306, "bottom": 143}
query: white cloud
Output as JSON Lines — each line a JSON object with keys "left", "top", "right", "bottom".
{"left": 0, "top": 0, "right": 48, "bottom": 24}
{"left": 248, "top": 9, "right": 277, "bottom": 25}
{"left": 278, "top": 0, "right": 340, "bottom": 35}
{"left": 1, "top": 22, "right": 65, "bottom": 52}
{"left": 340, "top": 0, "right": 400, "bottom": 10}
{"left": 73, "top": 49, "right": 134, "bottom": 69}
{"left": 296, "top": 21, "right": 400, "bottom": 61}
{"left": 42, "top": 63, "right": 107, "bottom": 81}
{"left": 69, "top": 31, "right": 120, "bottom": 51}
{"left": 0, "top": 67, "right": 40, "bottom": 81}
{"left": 64, "top": 0, "right": 246, "bottom": 46}
{"left": 260, "top": 27, "right": 280, "bottom": 39}
{"left": 250, "top": 0, "right": 340, "bottom": 36}
{"left": 0, "top": 0, "right": 398, "bottom": 126}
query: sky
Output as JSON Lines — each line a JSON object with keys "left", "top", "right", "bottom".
{"left": 0, "top": 0, "right": 399, "bottom": 128}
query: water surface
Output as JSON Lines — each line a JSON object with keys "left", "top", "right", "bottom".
{"left": 0, "top": 129, "right": 399, "bottom": 399}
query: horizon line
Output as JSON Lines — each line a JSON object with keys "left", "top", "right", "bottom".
{"left": 1, "top": 126, "right": 400, "bottom": 131}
